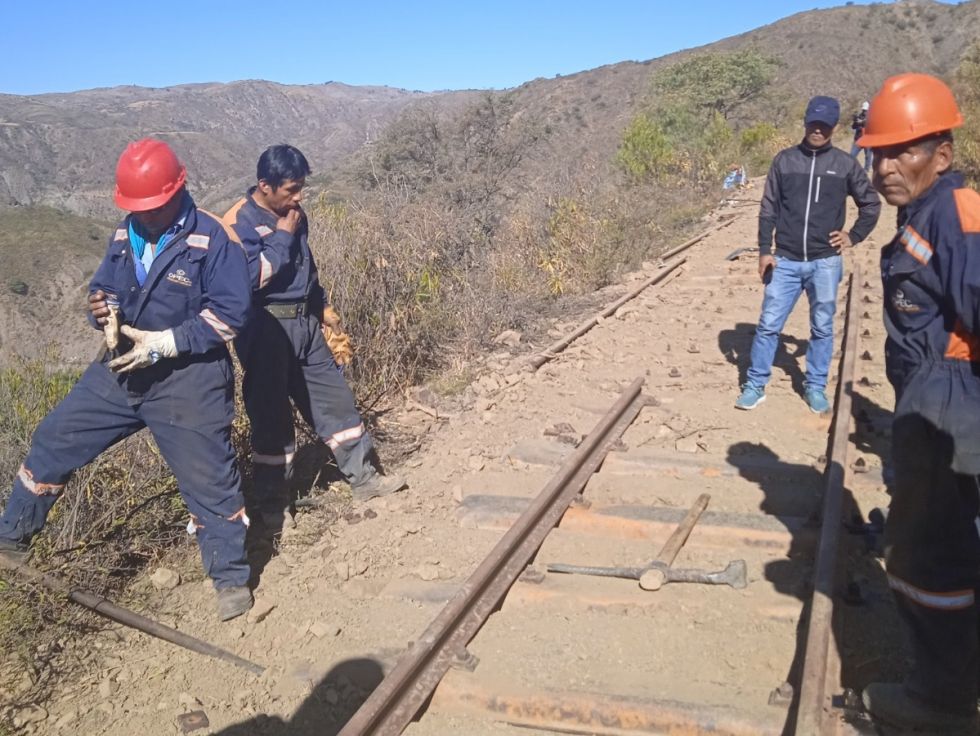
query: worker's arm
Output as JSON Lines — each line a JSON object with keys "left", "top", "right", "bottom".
{"left": 757, "top": 155, "right": 781, "bottom": 256}
{"left": 170, "top": 228, "right": 253, "bottom": 355}
{"left": 845, "top": 158, "right": 882, "bottom": 245}
{"left": 226, "top": 205, "right": 301, "bottom": 292}
{"left": 86, "top": 233, "right": 123, "bottom": 330}
{"left": 937, "top": 190, "right": 980, "bottom": 336}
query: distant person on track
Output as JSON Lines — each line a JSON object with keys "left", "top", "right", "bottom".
{"left": 850, "top": 100, "right": 873, "bottom": 173}
{"left": 735, "top": 95, "right": 881, "bottom": 413}
{"left": 856, "top": 73, "right": 980, "bottom": 736}
{"left": 0, "top": 139, "right": 255, "bottom": 622}
{"left": 223, "top": 145, "right": 405, "bottom": 533}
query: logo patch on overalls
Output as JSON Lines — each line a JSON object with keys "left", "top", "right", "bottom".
{"left": 892, "top": 289, "right": 921, "bottom": 313}
{"left": 255, "top": 225, "right": 274, "bottom": 237}
{"left": 167, "top": 269, "right": 192, "bottom": 287}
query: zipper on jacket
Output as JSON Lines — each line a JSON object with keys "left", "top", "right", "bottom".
{"left": 802, "top": 151, "right": 816, "bottom": 261}
{"left": 815, "top": 176, "right": 821, "bottom": 204}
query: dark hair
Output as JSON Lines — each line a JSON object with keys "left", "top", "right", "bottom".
{"left": 257, "top": 145, "right": 311, "bottom": 189}
{"left": 916, "top": 131, "right": 954, "bottom": 154}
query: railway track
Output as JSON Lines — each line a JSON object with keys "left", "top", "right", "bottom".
{"left": 335, "top": 208, "right": 895, "bottom": 736}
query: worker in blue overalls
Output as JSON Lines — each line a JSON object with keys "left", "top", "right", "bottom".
{"left": 856, "top": 74, "right": 980, "bottom": 735}
{"left": 224, "top": 145, "right": 405, "bottom": 533}
{"left": 0, "top": 139, "right": 254, "bottom": 622}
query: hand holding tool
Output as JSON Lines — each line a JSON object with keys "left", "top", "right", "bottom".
{"left": 108, "top": 325, "right": 177, "bottom": 372}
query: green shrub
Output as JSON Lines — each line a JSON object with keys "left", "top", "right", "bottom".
{"left": 616, "top": 49, "right": 779, "bottom": 189}
{"left": 616, "top": 115, "right": 674, "bottom": 181}
{"left": 739, "top": 122, "right": 783, "bottom": 174}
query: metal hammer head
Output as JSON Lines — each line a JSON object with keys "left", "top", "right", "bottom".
{"left": 638, "top": 559, "right": 748, "bottom": 591}
{"left": 716, "top": 559, "right": 748, "bottom": 589}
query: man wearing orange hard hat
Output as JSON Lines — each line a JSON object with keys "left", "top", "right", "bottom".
{"left": 857, "top": 73, "right": 980, "bottom": 734}
{"left": 0, "top": 139, "right": 256, "bottom": 622}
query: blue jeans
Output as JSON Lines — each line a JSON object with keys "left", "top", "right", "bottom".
{"left": 850, "top": 141, "right": 872, "bottom": 173}
{"left": 746, "top": 255, "right": 843, "bottom": 392}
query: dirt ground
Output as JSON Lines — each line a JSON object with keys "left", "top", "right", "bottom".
{"left": 4, "top": 181, "right": 902, "bottom": 735}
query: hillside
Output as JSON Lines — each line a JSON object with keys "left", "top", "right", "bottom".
{"left": 0, "top": 207, "right": 111, "bottom": 364}
{"left": 0, "top": 0, "right": 978, "bottom": 370}
{"left": 0, "top": 81, "right": 438, "bottom": 219}
{"left": 1, "top": 2, "right": 978, "bottom": 223}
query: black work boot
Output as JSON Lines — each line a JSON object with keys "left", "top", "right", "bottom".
{"left": 351, "top": 474, "right": 407, "bottom": 503}
{"left": 0, "top": 538, "right": 29, "bottom": 566}
{"left": 862, "top": 682, "right": 979, "bottom": 735}
{"left": 216, "top": 586, "right": 253, "bottom": 622}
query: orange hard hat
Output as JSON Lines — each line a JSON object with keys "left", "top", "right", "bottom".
{"left": 114, "top": 139, "right": 187, "bottom": 211}
{"left": 857, "top": 73, "right": 963, "bottom": 148}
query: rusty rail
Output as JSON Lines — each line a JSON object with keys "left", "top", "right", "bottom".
{"left": 528, "top": 216, "right": 736, "bottom": 371}
{"left": 794, "top": 269, "right": 860, "bottom": 734}
{"left": 529, "top": 259, "right": 686, "bottom": 370}
{"left": 338, "top": 378, "right": 647, "bottom": 736}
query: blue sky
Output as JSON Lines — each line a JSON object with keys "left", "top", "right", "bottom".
{"left": 1, "top": 1, "right": 960, "bottom": 95}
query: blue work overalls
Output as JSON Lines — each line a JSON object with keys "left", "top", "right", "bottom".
{"left": 224, "top": 192, "right": 374, "bottom": 514}
{"left": 881, "top": 172, "right": 980, "bottom": 715}
{"left": 0, "top": 203, "right": 253, "bottom": 589}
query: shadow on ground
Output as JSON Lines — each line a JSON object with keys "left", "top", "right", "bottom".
{"left": 718, "top": 322, "right": 808, "bottom": 395}
{"left": 212, "top": 657, "right": 384, "bottom": 735}
{"left": 726, "top": 434, "right": 904, "bottom": 736}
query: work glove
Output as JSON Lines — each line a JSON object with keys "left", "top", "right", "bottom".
{"left": 104, "top": 305, "right": 122, "bottom": 354}
{"left": 108, "top": 325, "right": 178, "bottom": 373}
{"left": 321, "top": 306, "right": 353, "bottom": 366}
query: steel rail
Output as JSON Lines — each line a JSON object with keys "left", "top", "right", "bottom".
{"left": 794, "top": 269, "right": 860, "bottom": 735}
{"left": 529, "top": 259, "right": 686, "bottom": 370}
{"left": 338, "top": 377, "right": 647, "bottom": 736}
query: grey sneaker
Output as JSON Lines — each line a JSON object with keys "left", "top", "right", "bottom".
{"left": 862, "top": 682, "right": 978, "bottom": 735}
{"left": 734, "top": 384, "right": 765, "bottom": 410}
{"left": 0, "top": 538, "right": 28, "bottom": 565}
{"left": 804, "top": 388, "right": 831, "bottom": 414}
{"left": 351, "top": 474, "right": 407, "bottom": 503}
{"left": 216, "top": 586, "right": 253, "bottom": 622}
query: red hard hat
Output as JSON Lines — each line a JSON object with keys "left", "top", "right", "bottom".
{"left": 114, "top": 139, "right": 187, "bottom": 211}
{"left": 858, "top": 73, "right": 963, "bottom": 148}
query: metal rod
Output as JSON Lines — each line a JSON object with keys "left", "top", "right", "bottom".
{"left": 529, "top": 260, "right": 686, "bottom": 370}
{"left": 0, "top": 556, "right": 265, "bottom": 676}
{"left": 338, "top": 378, "right": 647, "bottom": 736}
{"left": 795, "top": 270, "right": 859, "bottom": 734}
{"left": 653, "top": 493, "right": 710, "bottom": 567}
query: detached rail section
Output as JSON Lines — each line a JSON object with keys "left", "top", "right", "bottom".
{"left": 338, "top": 379, "right": 647, "bottom": 736}
{"left": 342, "top": 283, "right": 865, "bottom": 731}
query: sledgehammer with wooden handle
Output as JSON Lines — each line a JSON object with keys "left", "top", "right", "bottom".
{"left": 546, "top": 494, "right": 748, "bottom": 591}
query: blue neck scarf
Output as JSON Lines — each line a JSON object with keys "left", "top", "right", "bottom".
{"left": 128, "top": 192, "right": 193, "bottom": 286}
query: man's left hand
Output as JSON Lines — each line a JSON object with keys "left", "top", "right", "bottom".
{"left": 320, "top": 307, "right": 352, "bottom": 366}
{"left": 321, "top": 306, "right": 343, "bottom": 333}
{"left": 829, "top": 230, "right": 853, "bottom": 249}
{"left": 108, "top": 326, "right": 178, "bottom": 373}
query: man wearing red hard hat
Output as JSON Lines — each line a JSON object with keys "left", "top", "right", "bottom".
{"left": 0, "top": 139, "right": 256, "bottom": 622}
{"left": 857, "top": 73, "right": 980, "bottom": 734}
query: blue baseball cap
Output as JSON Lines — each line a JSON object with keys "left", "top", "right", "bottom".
{"left": 804, "top": 96, "right": 840, "bottom": 127}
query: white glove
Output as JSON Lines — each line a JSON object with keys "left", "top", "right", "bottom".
{"left": 104, "top": 306, "right": 121, "bottom": 352}
{"left": 108, "top": 325, "right": 178, "bottom": 373}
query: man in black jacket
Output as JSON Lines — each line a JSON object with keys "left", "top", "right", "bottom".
{"left": 735, "top": 95, "right": 881, "bottom": 413}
